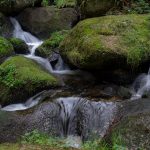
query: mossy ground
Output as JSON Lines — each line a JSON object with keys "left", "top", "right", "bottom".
{"left": 0, "top": 56, "right": 58, "bottom": 105}
{"left": 60, "top": 14, "right": 150, "bottom": 70}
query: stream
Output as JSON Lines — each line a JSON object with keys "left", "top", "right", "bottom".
{"left": 1, "top": 17, "right": 150, "bottom": 147}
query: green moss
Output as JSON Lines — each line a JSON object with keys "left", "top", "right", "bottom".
{"left": 9, "top": 38, "right": 23, "bottom": 45}
{"left": 36, "top": 30, "right": 69, "bottom": 58}
{"left": 9, "top": 38, "right": 29, "bottom": 54}
{"left": 60, "top": 14, "right": 150, "bottom": 70}
{"left": 54, "top": 0, "right": 75, "bottom": 8}
{"left": 0, "top": 56, "right": 58, "bottom": 105}
{"left": 0, "top": 36, "right": 14, "bottom": 63}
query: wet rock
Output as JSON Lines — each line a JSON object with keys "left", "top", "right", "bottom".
{"left": 81, "top": 85, "right": 117, "bottom": 99}
{"left": 17, "top": 6, "right": 78, "bottom": 39}
{"left": 9, "top": 38, "right": 29, "bottom": 54}
{"left": 117, "top": 86, "right": 132, "bottom": 99}
{"left": 0, "top": 97, "right": 119, "bottom": 143}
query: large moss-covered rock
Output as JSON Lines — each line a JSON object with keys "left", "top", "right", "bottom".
{"left": 9, "top": 38, "right": 29, "bottom": 54}
{"left": 76, "top": 0, "right": 115, "bottom": 18}
{"left": 0, "top": 0, "right": 42, "bottom": 15}
{"left": 111, "top": 98, "right": 150, "bottom": 149}
{"left": 17, "top": 6, "right": 78, "bottom": 39}
{"left": 113, "top": 114, "right": 150, "bottom": 149}
{"left": 0, "top": 13, "right": 13, "bottom": 38}
{"left": 60, "top": 14, "right": 150, "bottom": 70}
{"left": 0, "top": 56, "right": 59, "bottom": 106}
{"left": 0, "top": 37, "right": 14, "bottom": 64}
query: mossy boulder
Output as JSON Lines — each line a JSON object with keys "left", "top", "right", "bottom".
{"left": 76, "top": 0, "right": 115, "bottom": 18}
{"left": 111, "top": 98, "right": 150, "bottom": 149}
{"left": 9, "top": 38, "right": 29, "bottom": 54}
{"left": 17, "top": 6, "right": 78, "bottom": 39}
{"left": 0, "top": 56, "right": 59, "bottom": 106}
{"left": 0, "top": 12, "right": 13, "bottom": 38}
{"left": 35, "top": 30, "right": 69, "bottom": 59}
{"left": 0, "top": 0, "right": 42, "bottom": 15}
{"left": 60, "top": 14, "right": 150, "bottom": 71}
{"left": 0, "top": 37, "right": 14, "bottom": 64}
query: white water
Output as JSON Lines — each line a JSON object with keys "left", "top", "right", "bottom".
{"left": 10, "top": 17, "right": 43, "bottom": 56}
{"left": 65, "top": 136, "right": 82, "bottom": 148}
{"left": 55, "top": 97, "right": 117, "bottom": 140}
{"left": 131, "top": 68, "right": 150, "bottom": 100}
{"left": 10, "top": 17, "right": 76, "bottom": 75}
{"left": 1, "top": 92, "right": 43, "bottom": 111}
{"left": 1, "top": 17, "right": 79, "bottom": 112}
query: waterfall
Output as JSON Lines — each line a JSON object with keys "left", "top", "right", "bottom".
{"left": 55, "top": 97, "right": 117, "bottom": 140}
{"left": 10, "top": 17, "right": 76, "bottom": 75}
{"left": 1, "top": 96, "right": 118, "bottom": 141}
{"left": 131, "top": 68, "right": 150, "bottom": 100}
{"left": 10, "top": 17, "right": 43, "bottom": 55}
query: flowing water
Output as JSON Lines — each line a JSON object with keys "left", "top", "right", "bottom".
{"left": 131, "top": 68, "right": 150, "bottom": 100}
{"left": 1, "top": 97, "right": 118, "bottom": 143}
{"left": 0, "top": 17, "right": 119, "bottom": 145}
{"left": 10, "top": 17, "right": 76, "bottom": 74}
{"left": 1, "top": 91, "right": 46, "bottom": 111}
{"left": 54, "top": 97, "right": 117, "bottom": 140}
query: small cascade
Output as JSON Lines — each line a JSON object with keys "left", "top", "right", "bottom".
{"left": 26, "top": 55, "right": 53, "bottom": 72}
{"left": 1, "top": 91, "right": 45, "bottom": 111}
{"left": 55, "top": 97, "right": 117, "bottom": 140}
{"left": 10, "top": 17, "right": 76, "bottom": 75}
{"left": 53, "top": 56, "right": 77, "bottom": 74}
{"left": 131, "top": 68, "right": 150, "bottom": 100}
{"left": 1, "top": 97, "right": 118, "bottom": 141}
{"left": 10, "top": 17, "right": 43, "bottom": 55}
{"left": 55, "top": 56, "right": 69, "bottom": 71}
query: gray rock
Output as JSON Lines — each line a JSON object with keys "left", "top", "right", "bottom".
{"left": 0, "top": 0, "right": 42, "bottom": 15}
{"left": 0, "top": 13, "right": 13, "bottom": 38}
{"left": 17, "top": 6, "right": 78, "bottom": 39}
